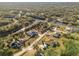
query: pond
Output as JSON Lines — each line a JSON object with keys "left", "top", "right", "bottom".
{"left": 0, "top": 26, "right": 22, "bottom": 37}
{"left": 0, "top": 22, "right": 11, "bottom": 27}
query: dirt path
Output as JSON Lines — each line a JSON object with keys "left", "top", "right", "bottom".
{"left": 13, "top": 31, "right": 48, "bottom": 56}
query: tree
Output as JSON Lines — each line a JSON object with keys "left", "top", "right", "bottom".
{"left": 0, "top": 48, "right": 13, "bottom": 56}
{"left": 61, "top": 39, "right": 79, "bottom": 56}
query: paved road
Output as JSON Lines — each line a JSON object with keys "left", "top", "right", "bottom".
{"left": 11, "top": 20, "right": 44, "bottom": 35}
{"left": 13, "top": 31, "right": 48, "bottom": 56}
